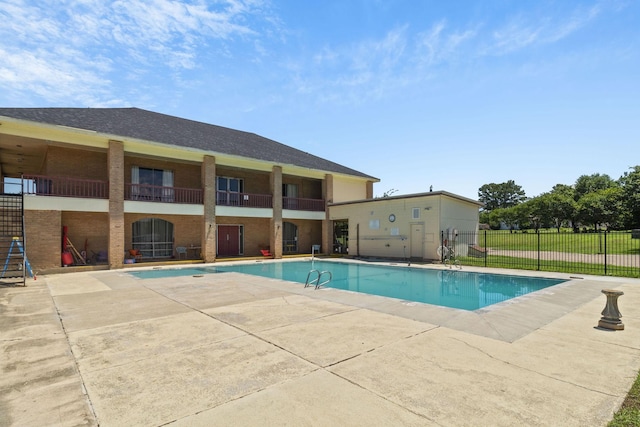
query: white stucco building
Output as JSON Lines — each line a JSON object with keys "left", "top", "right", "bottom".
{"left": 329, "top": 191, "right": 482, "bottom": 261}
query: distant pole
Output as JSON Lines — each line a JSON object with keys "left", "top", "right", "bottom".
{"left": 537, "top": 230, "right": 541, "bottom": 271}
{"left": 483, "top": 230, "right": 487, "bottom": 268}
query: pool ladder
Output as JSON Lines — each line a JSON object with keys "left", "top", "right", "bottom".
{"left": 445, "top": 257, "right": 462, "bottom": 270}
{"left": 305, "top": 269, "right": 332, "bottom": 289}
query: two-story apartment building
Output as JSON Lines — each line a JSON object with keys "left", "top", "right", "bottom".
{"left": 0, "top": 108, "right": 378, "bottom": 272}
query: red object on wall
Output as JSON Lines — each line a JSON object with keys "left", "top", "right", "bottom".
{"left": 61, "top": 252, "right": 73, "bottom": 266}
{"left": 62, "top": 225, "right": 73, "bottom": 266}
{"left": 62, "top": 225, "right": 69, "bottom": 252}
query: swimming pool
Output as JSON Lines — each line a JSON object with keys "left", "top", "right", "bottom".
{"left": 130, "top": 260, "right": 566, "bottom": 311}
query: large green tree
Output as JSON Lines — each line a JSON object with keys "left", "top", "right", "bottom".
{"left": 619, "top": 166, "right": 640, "bottom": 228}
{"left": 487, "top": 207, "right": 520, "bottom": 231}
{"left": 551, "top": 183, "right": 575, "bottom": 199}
{"left": 478, "top": 167, "right": 640, "bottom": 231}
{"left": 574, "top": 173, "right": 617, "bottom": 201}
{"left": 478, "top": 180, "right": 526, "bottom": 211}
{"left": 549, "top": 184, "right": 579, "bottom": 232}
{"left": 576, "top": 187, "right": 623, "bottom": 230}
{"left": 549, "top": 193, "right": 577, "bottom": 232}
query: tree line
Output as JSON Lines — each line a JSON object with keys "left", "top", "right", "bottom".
{"left": 478, "top": 166, "right": 640, "bottom": 232}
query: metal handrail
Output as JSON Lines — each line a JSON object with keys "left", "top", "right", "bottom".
{"left": 305, "top": 270, "right": 319, "bottom": 288}
{"left": 316, "top": 271, "right": 332, "bottom": 289}
{"left": 304, "top": 269, "right": 332, "bottom": 289}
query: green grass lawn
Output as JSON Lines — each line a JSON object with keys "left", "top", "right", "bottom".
{"left": 475, "top": 230, "right": 639, "bottom": 255}
{"left": 609, "top": 372, "right": 640, "bottom": 426}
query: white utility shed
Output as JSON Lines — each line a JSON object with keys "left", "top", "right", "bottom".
{"left": 329, "top": 191, "right": 482, "bottom": 261}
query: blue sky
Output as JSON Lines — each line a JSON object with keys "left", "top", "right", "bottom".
{"left": 1, "top": 0, "right": 638, "bottom": 200}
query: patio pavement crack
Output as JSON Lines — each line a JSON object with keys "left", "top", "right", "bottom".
{"left": 452, "top": 336, "right": 619, "bottom": 398}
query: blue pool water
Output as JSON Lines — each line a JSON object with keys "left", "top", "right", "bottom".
{"left": 130, "top": 261, "right": 566, "bottom": 311}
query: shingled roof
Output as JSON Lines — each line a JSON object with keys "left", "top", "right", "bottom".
{"left": 0, "top": 107, "right": 376, "bottom": 179}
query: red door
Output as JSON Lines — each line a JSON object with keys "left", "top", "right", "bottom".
{"left": 217, "top": 225, "right": 240, "bottom": 256}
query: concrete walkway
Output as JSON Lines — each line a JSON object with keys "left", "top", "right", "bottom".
{"left": 1, "top": 261, "right": 639, "bottom": 426}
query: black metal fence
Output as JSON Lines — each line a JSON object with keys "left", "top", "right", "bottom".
{"left": 441, "top": 230, "right": 640, "bottom": 278}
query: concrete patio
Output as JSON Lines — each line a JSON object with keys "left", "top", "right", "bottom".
{"left": 1, "top": 260, "right": 639, "bottom": 426}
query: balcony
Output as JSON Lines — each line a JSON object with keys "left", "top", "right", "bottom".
{"left": 19, "top": 176, "right": 325, "bottom": 211}
{"left": 23, "top": 174, "right": 108, "bottom": 198}
{"left": 216, "top": 191, "right": 272, "bottom": 208}
{"left": 283, "top": 197, "right": 325, "bottom": 211}
{"left": 216, "top": 192, "right": 325, "bottom": 211}
{"left": 126, "top": 184, "right": 203, "bottom": 204}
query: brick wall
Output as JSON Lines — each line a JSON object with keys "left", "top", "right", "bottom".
{"left": 24, "top": 210, "right": 61, "bottom": 271}
{"left": 202, "top": 156, "right": 216, "bottom": 262}
{"left": 271, "top": 166, "right": 282, "bottom": 258}
{"left": 109, "top": 141, "right": 125, "bottom": 269}
{"left": 44, "top": 146, "right": 108, "bottom": 180}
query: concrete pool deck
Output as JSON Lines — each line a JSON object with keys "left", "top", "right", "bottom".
{"left": 1, "top": 260, "right": 639, "bottom": 426}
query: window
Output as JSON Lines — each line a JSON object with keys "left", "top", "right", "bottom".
{"left": 132, "top": 166, "right": 174, "bottom": 201}
{"left": 412, "top": 208, "right": 420, "bottom": 219}
{"left": 217, "top": 177, "right": 244, "bottom": 206}
{"left": 283, "top": 183, "right": 299, "bottom": 209}
{"left": 132, "top": 218, "right": 174, "bottom": 258}
{"left": 282, "top": 183, "right": 298, "bottom": 197}
{"left": 283, "top": 222, "right": 298, "bottom": 253}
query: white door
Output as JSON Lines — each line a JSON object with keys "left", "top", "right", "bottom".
{"left": 410, "top": 223, "right": 424, "bottom": 259}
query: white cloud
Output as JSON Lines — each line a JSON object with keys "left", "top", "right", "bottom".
{"left": 0, "top": 0, "right": 277, "bottom": 106}
{"left": 485, "top": 4, "right": 602, "bottom": 55}
{"left": 415, "top": 20, "right": 447, "bottom": 66}
{"left": 546, "top": 4, "right": 601, "bottom": 43}
{"left": 0, "top": 0, "right": 622, "bottom": 110}
{"left": 0, "top": 46, "right": 112, "bottom": 105}
{"left": 291, "top": 26, "right": 413, "bottom": 104}
{"left": 290, "top": 22, "right": 478, "bottom": 105}
{"left": 414, "top": 20, "right": 477, "bottom": 68}
{"left": 287, "top": 2, "right": 611, "bottom": 106}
